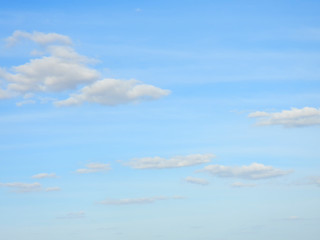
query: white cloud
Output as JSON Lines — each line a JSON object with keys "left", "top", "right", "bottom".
{"left": 185, "top": 177, "right": 209, "bottom": 185}
{"left": 231, "top": 182, "right": 257, "bottom": 188}
{"left": 125, "top": 154, "right": 214, "bottom": 169}
{"left": 32, "top": 173, "right": 57, "bottom": 179}
{"left": 249, "top": 107, "right": 320, "bottom": 127}
{"left": 0, "top": 182, "right": 42, "bottom": 193}
{"left": 1, "top": 31, "right": 170, "bottom": 106}
{"left": 201, "top": 163, "right": 292, "bottom": 180}
{"left": 5, "top": 47, "right": 100, "bottom": 93}
{"left": 6, "top": 30, "right": 72, "bottom": 46}
{"left": 55, "top": 78, "right": 170, "bottom": 106}
{"left": 99, "top": 196, "right": 182, "bottom": 205}
{"left": 76, "top": 162, "right": 111, "bottom": 174}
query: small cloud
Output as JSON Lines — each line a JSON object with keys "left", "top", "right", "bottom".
{"left": 0, "top": 182, "right": 42, "bottom": 193}
{"left": 76, "top": 162, "right": 111, "bottom": 174}
{"left": 32, "top": 173, "right": 57, "bottom": 179}
{"left": 57, "top": 211, "right": 85, "bottom": 219}
{"left": 125, "top": 153, "right": 214, "bottom": 169}
{"left": 16, "top": 99, "right": 36, "bottom": 107}
{"left": 249, "top": 107, "right": 320, "bottom": 127}
{"left": 45, "top": 187, "right": 61, "bottom": 192}
{"left": 6, "top": 30, "right": 72, "bottom": 47}
{"left": 201, "top": 163, "right": 292, "bottom": 180}
{"left": 99, "top": 196, "right": 183, "bottom": 205}
{"left": 231, "top": 182, "right": 256, "bottom": 188}
{"left": 185, "top": 177, "right": 209, "bottom": 186}
{"left": 135, "top": 8, "right": 142, "bottom": 12}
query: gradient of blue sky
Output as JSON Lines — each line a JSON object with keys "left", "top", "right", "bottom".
{"left": 1, "top": 1, "right": 320, "bottom": 240}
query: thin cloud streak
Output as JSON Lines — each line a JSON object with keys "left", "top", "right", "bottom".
{"left": 125, "top": 154, "right": 214, "bottom": 169}
{"left": 201, "top": 163, "right": 292, "bottom": 180}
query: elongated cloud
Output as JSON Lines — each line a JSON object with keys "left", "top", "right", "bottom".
{"left": 1, "top": 31, "right": 170, "bottom": 106}
{"left": 0, "top": 182, "right": 42, "bottom": 193}
{"left": 55, "top": 78, "right": 170, "bottom": 106}
{"left": 185, "top": 177, "right": 209, "bottom": 185}
{"left": 0, "top": 182, "right": 61, "bottom": 193}
{"left": 32, "top": 173, "right": 57, "bottom": 179}
{"left": 57, "top": 211, "right": 85, "bottom": 219}
{"left": 99, "top": 196, "right": 183, "bottom": 205}
{"left": 76, "top": 162, "right": 111, "bottom": 174}
{"left": 201, "top": 163, "right": 292, "bottom": 180}
{"left": 6, "top": 30, "right": 72, "bottom": 46}
{"left": 249, "top": 107, "right": 320, "bottom": 127}
{"left": 125, "top": 154, "right": 214, "bottom": 169}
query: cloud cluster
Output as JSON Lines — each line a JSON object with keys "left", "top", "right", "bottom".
{"left": 1, "top": 31, "right": 170, "bottom": 106}
{"left": 0, "top": 182, "right": 60, "bottom": 193}
{"left": 201, "top": 163, "right": 292, "bottom": 180}
{"left": 185, "top": 177, "right": 209, "bottom": 185}
{"left": 125, "top": 154, "right": 214, "bottom": 169}
{"left": 99, "top": 196, "right": 183, "bottom": 205}
{"left": 249, "top": 107, "right": 320, "bottom": 127}
{"left": 76, "top": 162, "right": 111, "bottom": 174}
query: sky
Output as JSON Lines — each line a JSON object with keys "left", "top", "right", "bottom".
{"left": 0, "top": 1, "right": 320, "bottom": 240}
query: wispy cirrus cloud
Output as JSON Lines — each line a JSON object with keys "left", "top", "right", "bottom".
{"left": 99, "top": 196, "right": 184, "bottom": 205}
{"left": 125, "top": 154, "right": 214, "bottom": 169}
{"left": 249, "top": 107, "right": 320, "bottom": 127}
{"left": 231, "top": 182, "right": 257, "bottom": 188}
{"left": 76, "top": 162, "right": 111, "bottom": 174}
{"left": 185, "top": 177, "right": 209, "bottom": 185}
{"left": 201, "top": 163, "right": 292, "bottom": 180}
{"left": 0, "top": 182, "right": 61, "bottom": 193}
{"left": 57, "top": 211, "right": 85, "bottom": 219}
{"left": 1, "top": 31, "right": 170, "bottom": 106}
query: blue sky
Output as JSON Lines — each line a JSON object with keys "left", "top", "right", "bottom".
{"left": 1, "top": 1, "right": 320, "bottom": 240}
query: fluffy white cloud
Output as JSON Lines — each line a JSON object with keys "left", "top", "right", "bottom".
{"left": 4, "top": 47, "right": 100, "bottom": 93}
{"left": 6, "top": 30, "right": 72, "bottom": 46}
{"left": 125, "top": 154, "right": 214, "bottom": 169}
{"left": 201, "top": 163, "right": 292, "bottom": 180}
{"left": 185, "top": 177, "right": 209, "bottom": 185}
{"left": 76, "top": 162, "right": 111, "bottom": 174}
{"left": 32, "top": 173, "right": 57, "bottom": 179}
{"left": 249, "top": 107, "right": 320, "bottom": 127}
{"left": 55, "top": 78, "right": 170, "bottom": 106}
{"left": 1, "top": 31, "right": 170, "bottom": 106}
{"left": 99, "top": 196, "right": 183, "bottom": 205}
{"left": 231, "top": 182, "right": 256, "bottom": 188}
